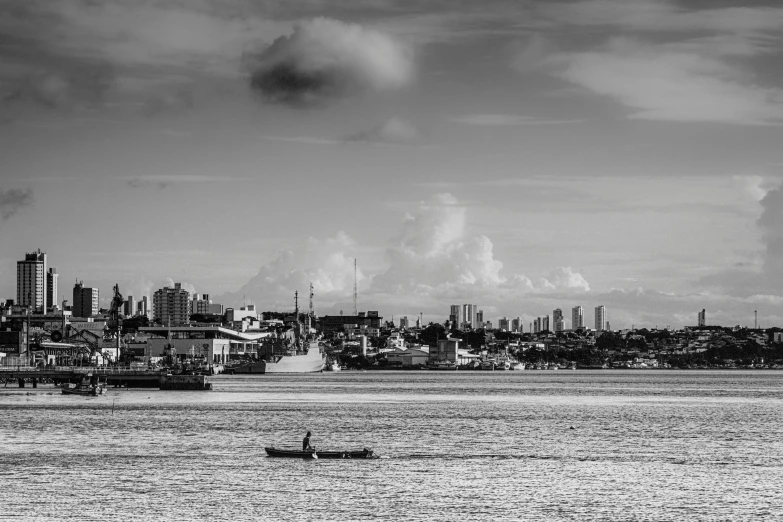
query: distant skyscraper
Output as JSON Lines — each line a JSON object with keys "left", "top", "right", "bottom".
{"left": 400, "top": 316, "right": 409, "bottom": 329}
{"left": 698, "top": 309, "right": 706, "bottom": 327}
{"left": 137, "top": 296, "right": 149, "bottom": 317}
{"left": 511, "top": 317, "right": 522, "bottom": 333}
{"left": 153, "top": 282, "right": 191, "bottom": 326}
{"left": 498, "top": 317, "right": 510, "bottom": 331}
{"left": 449, "top": 304, "right": 463, "bottom": 329}
{"left": 533, "top": 317, "right": 541, "bottom": 333}
{"left": 17, "top": 250, "right": 47, "bottom": 313}
{"left": 542, "top": 315, "right": 550, "bottom": 332}
{"left": 595, "top": 305, "right": 607, "bottom": 332}
{"left": 572, "top": 306, "right": 584, "bottom": 330}
{"left": 73, "top": 282, "right": 99, "bottom": 318}
{"left": 46, "top": 267, "right": 58, "bottom": 312}
{"left": 449, "top": 303, "right": 478, "bottom": 329}
{"left": 553, "top": 309, "right": 564, "bottom": 332}
{"left": 124, "top": 295, "right": 136, "bottom": 317}
{"left": 476, "top": 310, "right": 484, "bottom": 326}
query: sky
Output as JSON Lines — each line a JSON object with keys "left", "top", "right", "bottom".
{"left": 1, "top": 0, "right": 783, "bottom": 330}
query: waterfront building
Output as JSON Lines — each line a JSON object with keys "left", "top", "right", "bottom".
{"left": 553, "top": 309, "right": 564, "bottom": 333}
{"left": 595, "top": 305, "right": 607, "bottom": 332}
{"left": 137, "top": 326, "right": 269, "bottom": 363}
{"left": 498, "top": 317, "right": 510, "bottom": 331}
{"left": 431, "top": 339, "right": 459, "bottom": 363}
{"left": 572, "top": 306, "right": 584, "bottom": 330}
{"left": 320, "top": 311, "right": 382, "bottom": 333}
{"left": 17, "top": 250, "right": 47, "bottom": 313}
{"left": 698, "top": 309, "right": 706, "bottom": 327}
{"left": 73, "top": 281, "right": 99, "bottom": 318}
{"left": 46, "top": 268, "right": 58, "bottom": 313}
{"left": 153, "top": 282, "right": 191, "bottom": 326}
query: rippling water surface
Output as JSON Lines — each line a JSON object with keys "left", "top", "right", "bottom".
{"left": 1, "top": 371, "right": 782, "bottom": 521}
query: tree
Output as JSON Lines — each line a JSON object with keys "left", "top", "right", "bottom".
{"left": 419, "top": 323, "right": 447, "bottom": 347}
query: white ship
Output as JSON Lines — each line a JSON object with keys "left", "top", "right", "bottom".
{"left": 259, "top": 290, "right": 325, "bottom": 374}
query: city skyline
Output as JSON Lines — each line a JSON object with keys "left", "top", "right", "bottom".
{"left": 2, "top": 0, "right": 783, "bottom": 329}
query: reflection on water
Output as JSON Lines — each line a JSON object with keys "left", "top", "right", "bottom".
{"left": 1, "top": 371, "right": 782, "bottom": 521}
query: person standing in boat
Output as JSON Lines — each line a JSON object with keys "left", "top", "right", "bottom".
{"left": 303, "top": 431, "right": 313, "bottom": 451}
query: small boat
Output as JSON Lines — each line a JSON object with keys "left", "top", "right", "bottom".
{"left": 264, "top": 447, "right": 374, "bottom": 459}
{"left": 61, "top": 373, "right": 106, "bottom": 396}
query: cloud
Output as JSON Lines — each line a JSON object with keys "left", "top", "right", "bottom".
{"left": 246, "top": 17, "right": 413, "bottom": 107}
{"left": 552, "top": 37, "right": 783, "bottom": 125}
{"left": 344, "top": 117, "right": 419, "bottom": 144}
{"left": 221, "top": 193, "right": 591, "bottom": 316}
{"left": 520, "top": 1, "right": 783, "bottom": 125}
{"left": 698, "top": 182, "right": 783, "bottom": 295}
{"left": 0, "top": 188, "right": 34, "bottom": 221}
{"left": 451, "top": 114, "right": 584, "bottom": 126}
{"left": 125, "top": 175, "right": 249, "bottom": 189}
{"left": 219, "top": 232, "right": 364, "bottom": 311}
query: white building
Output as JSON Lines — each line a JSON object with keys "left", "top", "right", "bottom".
{"left": 595, "top": 305, "right": 607, "bottom": 332}
{"left": 17, "top": 250, "right": 47, "bottom": 313}
{"left": 572, "top": 306, "right": 584, "bottom": 330}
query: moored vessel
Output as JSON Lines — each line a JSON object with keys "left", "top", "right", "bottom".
{"left": 257, "top": 290, "right": 325, "bottom": 374}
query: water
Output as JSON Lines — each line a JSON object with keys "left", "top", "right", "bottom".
{"left": 1, "top": 371, "right": 782, "bottom": 521}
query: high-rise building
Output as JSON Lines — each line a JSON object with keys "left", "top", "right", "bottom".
{"left": 449, "top": 304, "right": 479, "bottom": 329}
{"left": 17, "top": 250, "right": 47, "bottom": 313}
{"left": 192, "top": 293, "right": 224, "bottom": 315}
{"left": 542, "top": 315, "right": 550, "bottom": 332}
{"left": 595, "top": 305, "right": 607, "bottom": 332}
{"left": 153, "top": 282, "right": 191, "bottom": 326}
{"left": 572, "top": 306, "right": 584, "bottom": 330}
{"left": 137, "top": 296, "right": 149, "bottom": 317}
{"left": 476, "top": 310, "right": 484, "bottom": 326}
{"left": 73, "top": 282, "right": 99, "bottom": 317}
{"left": 698, "top": 309, "right": 706, "bottom": 327}
{"left": 449, "top": 304, "right": 463, "bottom": 329}
{"left": 46, "top": 267, "right": 58, "bottom": 312}
{"left": 124, "top": 295, "right": 136, "bottom": 317}
{"left": 511, "top": 317, "right": 522, "bottom": 333}
{"left": 533, "top": 317, "right": 541, "bottom": 333}
{"left": 400, "top": 316, "right": 409, "bottom": 329}
{"left": 553, "top": 309, "right": 564, "bottom": 332}
{"left": 498, "top": 317, "right": 510, "bottom": 331}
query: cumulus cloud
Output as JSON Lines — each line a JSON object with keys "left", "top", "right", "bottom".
{"left": 344, "top": 117, "right": 419, "bottom": 144}
{"left": 246, "top": 17, "right": 413, "bottom": 107}
{"left": 0, "top": 188, "right": 34, "bottom": 221}
{"left": 539, "top": 267, "right": 590, "bottom": 292}
{"left": 219, "top": 232, "right": 364, "bottom": 312}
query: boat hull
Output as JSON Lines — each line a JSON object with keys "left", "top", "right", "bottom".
{"left": 262, "top": 349, "right": 325, "bottom": 373}
{"left": 264, "top": 447, "right": 374, "bottom": 459}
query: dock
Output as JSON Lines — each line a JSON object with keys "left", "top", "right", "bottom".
{"left": 0, "top": 366, "right": 209, "bottom": 389}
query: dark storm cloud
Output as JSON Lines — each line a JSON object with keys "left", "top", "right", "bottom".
{"left": 246, "top": 17, "right": 413, "bottom": 107}
{"left": 0, "top": 188, "right": 34, "bottom": 221}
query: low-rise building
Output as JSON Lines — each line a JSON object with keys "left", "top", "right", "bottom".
{"left": 138, "top": 326, "right": 271, "bottom": 363}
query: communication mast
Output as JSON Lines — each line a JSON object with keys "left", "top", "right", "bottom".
{"left": 353, "top": 258, "right": 358, "bottom": 316}
{"left": 755, "top": 310, "right": 758, "bottom": 330}
{"left": 309, "top": 282, "right": 315, "bottom": 318}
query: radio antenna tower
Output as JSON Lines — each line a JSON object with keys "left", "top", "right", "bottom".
{"left": 754, "top": 310, "right": 758, "bottom": 330}
{"left": 353, "top": 258, "right": 358, "bottom": 316}
{"left": 309, "top": 282, "right": 315, "bottom": 318}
